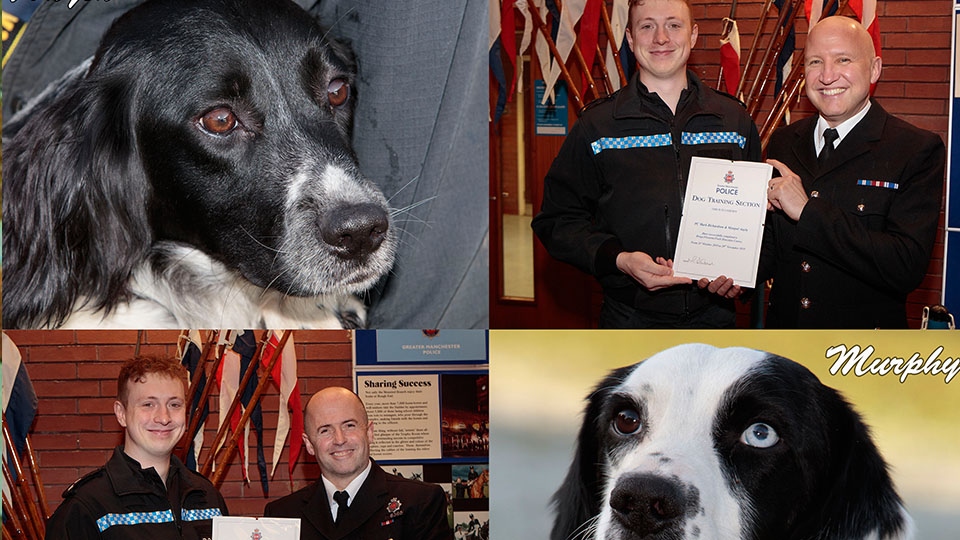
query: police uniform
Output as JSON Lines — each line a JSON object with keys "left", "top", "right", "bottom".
{"left": 264, "top": 460, "right": 450, "bottom": 540}
{"left": 759, "top": 100, "right": 945, "bottom": 328}
{"left": 531, "top": 71, "right": 762, "bottom": 328}
{"left": 44, "top": 448, "right": 228, "bottom": 540}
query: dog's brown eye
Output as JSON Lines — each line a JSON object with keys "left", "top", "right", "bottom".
{"left": 328, "top": 78, "right": 350, "bottom": 107}
{"left": 613, "top": 408, "right": 642, "bottom": 435}
{"left": 199, "top": 107, "right": 238, "bottom": 135}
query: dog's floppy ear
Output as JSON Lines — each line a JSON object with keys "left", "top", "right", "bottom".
{"left": 551, "top": 364, "right": 635, "bottom": 540}
{"left": 792, "top": 374, "right": 912, "bottom": 540}
{"left": 2, "top": 65, "right": 151, "bottom": 328}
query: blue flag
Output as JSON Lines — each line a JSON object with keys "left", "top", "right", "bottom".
{"left": 232, "top": 331, "right": 269, "bottom": 496}
{"left": 2, "top": 333, "right": 38, "bottom": 461}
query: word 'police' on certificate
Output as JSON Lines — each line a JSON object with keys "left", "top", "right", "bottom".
{"left": 673, "top": 156, "right": 772, "bottom": 286}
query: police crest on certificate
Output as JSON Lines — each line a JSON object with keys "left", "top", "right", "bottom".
{"left": 672, "top": 156, "right": 772, "bottom": 286}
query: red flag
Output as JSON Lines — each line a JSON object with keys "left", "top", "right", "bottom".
{"left": 578, "top": 0, "right": 603, "bottom": 93}
{"left": 500, "top": 0, "right": 518, "bottom": 97}
{"left": 262, "top": 331, "right": 303, "bottom": 480}
{"left": 719, "top": 17, "right": 741, "bottom": 97}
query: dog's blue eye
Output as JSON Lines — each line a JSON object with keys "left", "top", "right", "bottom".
{"left": 613, "top": 408, "right": 642, "bottom": 435}
{"left": 740, "top": 422, "right": 779, "bottom": 448}
{"left": 198, "top": 107, "right": 238, "bottom": 135}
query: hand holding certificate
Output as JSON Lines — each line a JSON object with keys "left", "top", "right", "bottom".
{"left": 672, "top": 156, "right": 772, "bottom": 287}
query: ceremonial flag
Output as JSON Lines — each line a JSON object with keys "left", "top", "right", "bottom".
{"left": 541, "top": 0, "right": 587, "bottom": 103}
{"left": 215, "top": 336, "right": 241, "bottom": 472}
{"left": 603, "top": 0, "right": 629, "bottom": 92}
{"left": 179, "top": 330, "right": 207, "bottom": 471}
{"left": 719, "top": 17, "right": 742, "bottom": 97}
{"left": 262, "top": 331, "right": 303, "bottom": 480}
{"left": 515, "top": 0, "right": 534, "bottom": 91}
{"left": 490, "top": 0, "right": 508, "bottom": 122}
{"left": 577, "top": 0, "right": 602, "bottom": 93}
{"left": 231, "top": 331, "right": 269, "bottom": 495}
{"left": 2, "top": 333, "right": 37, "bottom": 458}
{"left": 773, "top": 0, "right": 796, "bottom": 97}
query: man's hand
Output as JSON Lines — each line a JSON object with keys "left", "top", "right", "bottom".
{"left": 696, "top": 276, "right": 741, "bottom": 299}
{"left": 616, "top": 251, "right": 692, "bottom": 291}
{"left": 766, "top": 158, "right": 809, "bottom": 221}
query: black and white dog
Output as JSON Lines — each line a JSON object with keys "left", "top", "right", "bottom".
{"left": 552, "top": 344, "right": 913, "bottom": 540}
{"left": 2, "top": 0, "right": 396, "bottom": 329}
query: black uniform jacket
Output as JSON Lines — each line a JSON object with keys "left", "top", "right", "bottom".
{"left": 44, "top": 448, "right": 228, "bottom": 540}
{"left": 759, "top": 101, "right": 945, "bottom": 328}
{"left": 263, "top": 460, "right": 451, "bottom": 540}
{"left": 532, "top": 71, "right": 761, "bottom": 315}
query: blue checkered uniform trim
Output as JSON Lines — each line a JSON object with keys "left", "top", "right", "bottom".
{"left": 97, "top": 510, "right": 175, "bottom": 532}
{"left": 590, "top": 131, "right": 746, "bottom": 155}
{"left": 591, "top": 134, "right": 673, "bottom": 154}
{"left": 96, "top": 508, "right": 222, "bottom": 532}
{"left": 182, "top": 508, "right": 223, "bottom": 522}
{"left": 680, "top": 131, "right": 746, "bottom": 149}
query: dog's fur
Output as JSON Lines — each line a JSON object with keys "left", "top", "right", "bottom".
{"left": 552, "top": 344, "right": 913, "bottom": 540}
{"left": 2, "top": 0, "right": 396, "bottom": 329}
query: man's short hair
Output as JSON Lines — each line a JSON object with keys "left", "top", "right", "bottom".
{"left": 117, "top": 356, "right": 189, "bottom": 405}
{"left": 628, "top": 0, "right": 694, "bottom": 26}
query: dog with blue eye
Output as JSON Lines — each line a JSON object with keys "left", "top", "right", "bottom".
{"left": 551, "top": 343, "right": 912, "bottom": 540}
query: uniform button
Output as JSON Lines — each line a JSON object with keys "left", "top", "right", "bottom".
{"left": 809, "top": 190, "right": 820, "bottom": 198}
{"left": 857, "top": 203, "right": 865, "bottom": 212}
{"left": 800, "top": 297, "right": 812, "bottom": 309}
{"left": 801, "top": 261, "right": 811, "bottom": 273}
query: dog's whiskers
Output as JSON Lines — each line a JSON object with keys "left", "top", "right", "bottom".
{"left": 238, "top": 224, "right": 287, "bottom": 254}
{"left": 386, "top": 175, "right": 421, "bottom": 203}
{"left": 389, "top": 195, "right": 436, "bottom": 219}
{"left": 567, "top": 515, "right": 600, "bottom": 540}
{"left": 321, "top": 5, "right": 359, "bottom": 42}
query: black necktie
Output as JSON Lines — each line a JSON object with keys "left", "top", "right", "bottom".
{"left": 819, "top": 128, "right": 839, "bottom": 166}
{"left": 333, "top": 490, "right": 349, "bottom": 523}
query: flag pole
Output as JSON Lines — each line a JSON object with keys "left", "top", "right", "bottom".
{"left": 552, "top": 0, "right": 601, "bottom": 101}
{"left": 199, "top": 330, "right": 271, "bottom": 478}
{"left": 3, "top": 491, "right": 36, "bottom": 540}
{"left": 599, "top": 0, "right": 627, "bottom": 88}
{"left": 22, "top": 434, "right": 49, "bottom": 519}
{"left": 737, "top": 0, "right": 774, "bottom": 97}
{"left": 525, "top": 0, "right": 585, "bottom": 111}
{"left": 2, "top": 419, "right": 44, "bottom": 540}
{"left": 758, "top": 0, "right": 848, "bottom": 141}
{"left": 717, "top": 0, "right": 739, "bottom": 91}
{"left": 209, "top": 331, "right": 291, "bottom": 488}
{"left": 176, "top": 330, "right": 223, "bottom": 461}
{"left": 746, "top": 0, "right": 805, "bottom": 116}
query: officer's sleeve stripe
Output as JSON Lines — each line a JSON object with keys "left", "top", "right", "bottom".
{"left": 680, "top": 131, "right": 747, "bottom": 149}
{"left": 589, "top": 131, "right": 747, "bottom": 155}
{"left": 97, "top": 510, "right": 175, "bottom": 532}
{"left": 96, "top": 508, "right": 222, "bottom": 532}
{"left": 182, "top": 508, "right": 223, "bottom": 521}
{"left": 590, "top": 134, "right": 673, "bottom": 154}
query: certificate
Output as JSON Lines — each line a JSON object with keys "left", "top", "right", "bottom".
{"left": 672, "top": 156, "right": 772, "bottom": 286}
{"left": 213, "top": 516, "right": 301, "bottom": 540}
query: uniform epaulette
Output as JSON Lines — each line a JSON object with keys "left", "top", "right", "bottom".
{"left": 62, "top": 466, "right": 107, "bottom": 498}
{"left": 713, "top": 88, "right": 748, "bottom": 109}
{"left": 580, "top": 92, "right": 617, "bottom": 114}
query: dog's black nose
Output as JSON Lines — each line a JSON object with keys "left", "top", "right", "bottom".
{"left": 320, "top": 203, "right": 389, "bottom": 259}
{"left": 609, "top": 473, "right": 692, "bottom": 535}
